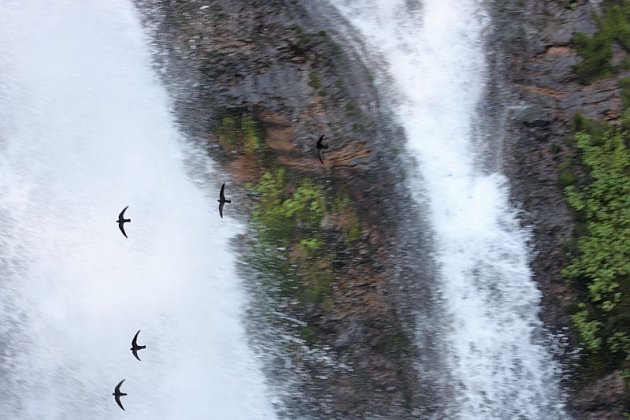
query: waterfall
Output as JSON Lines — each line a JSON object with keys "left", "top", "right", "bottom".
{"left": 0, "top": 1, "right": 275, "bottom": 418}
{"left": 326, "top": 0, "right": 567, "bottom": 418}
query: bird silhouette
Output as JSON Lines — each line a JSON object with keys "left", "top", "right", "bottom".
{"left": 130, "top": 330, "right": 146, "bottom": 361}
{"left": 218, "top": 183, "right": 231, "bottom": 218}
{"left": 116, "top": 206, "right": 131, "bottom": 238}
{"left": 316, "top": 134, "right": 329, "bottom": 164}
{"left": 112, "top": 379, "right": 127, "bottom": 411}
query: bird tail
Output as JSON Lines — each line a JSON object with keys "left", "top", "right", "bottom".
{"left": 225, "top": 200, "right": 231, "bottom": 203}
{"left": 124, "top": 218, "right": 131, "bottom": 223}
{"left": 139, "top": 345, "right": 146, "bottom": 350}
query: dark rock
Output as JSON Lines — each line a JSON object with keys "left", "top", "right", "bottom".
{"left": 510, "top": 104, "right": 554, "bottom": 127}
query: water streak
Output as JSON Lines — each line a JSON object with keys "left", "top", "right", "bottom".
{"left": 327, "top": 0, "right": 567, "bottom": 417}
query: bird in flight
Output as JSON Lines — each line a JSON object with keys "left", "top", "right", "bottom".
{"left": 218, "top": 183, "right": 231, "bottom": 218}
{"left": 112, "top": 379, "right": 127, "bottom": 411}
{"left": 316, "top": 134, "right": 329, "bottom": 164}
{"left": 130, "top": 330, "right": 146, "bottom": 361}
{"left": 117, "top": 206, "right": 131, "bottom": 238}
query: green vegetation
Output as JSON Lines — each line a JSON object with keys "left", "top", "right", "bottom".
{"left": 249, "top": 169, "right": 335, "bottom": 306}
{"left": 558, "top": 158, "right": 578, "bottom": 187}
{"left": 308, "top": 73, "right": 321, "bottom": 90}
{"left": 217, "top": 113, "right": 264, "bottom": 159}
{"left": 565, "top": 0, "right": 578, "bottom": 11}
{"left": 562, "top": 116, "right": 630, "bottom": 378}
{"left": 621, "top": 77, "right": 630, "bottom": 109}
{"left": 570, "top": 304, "right": 603, "bottom": 351}
{"left": 571, "top": 1, "right": 630, "bottom": 84}
{"left": 211, "top": 109, "right": 368, "bottom": 354}
{"left": 334, "top": 193, "right": 362, "bottom": 243}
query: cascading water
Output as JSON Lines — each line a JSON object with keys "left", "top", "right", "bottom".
{"left": 0, "top": 1, "right": 275, "bottom": 418}
{"left": 326, "top": 0, "right": 567, "bottom": 418}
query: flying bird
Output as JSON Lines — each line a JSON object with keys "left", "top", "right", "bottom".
{"left": 130, "top": 330, "right": 146, "bottom": 362}
{"left": 112, "top": 379, "right": 127, "bottom": 411}
{"left": 316, "top": 134, "right": 329, "bottom": 164}
{"left": 116, "top": 206, "right": 131, "bottom": 238}
{"left": 218, "top": 183, "right": 231, "bottom": 219}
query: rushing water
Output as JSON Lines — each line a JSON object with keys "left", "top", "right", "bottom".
{"left": 0, "top": 1, "right": 275, "bottom": 418}
{"left": 327, "top": 0, "right": 567, "bottom": 418}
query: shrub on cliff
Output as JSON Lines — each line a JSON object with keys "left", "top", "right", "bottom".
{"left": 563, "top": 121, "right": 630, "bottom": 374}
{"left": 572, "top": 1, "right": 630, "bottom": 84}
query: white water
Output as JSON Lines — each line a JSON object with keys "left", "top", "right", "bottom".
{"left": 0, "top": 1, "right": 275, "bottom": 418}
{"left": 328, "top": 0, "right": 567, "bottom": 418}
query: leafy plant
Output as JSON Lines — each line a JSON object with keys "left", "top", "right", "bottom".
{"left": 570, "top": 304, "right": 603, "bottom": 351}
{"left": 571, "top": 1, "right": 630, "bottom": 83}
{"left": 562, "top": 120, "right": 630, "bottom": 377}
{"left": 563, "top": 130, "right": 630, "bottom": 313}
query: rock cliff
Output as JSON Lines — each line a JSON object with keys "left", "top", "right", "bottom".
{"left": 495, "top": 0, "right": 628, "bottom": 418}
{"left": 134, "top": 0, "right": 628, "bottom": 417}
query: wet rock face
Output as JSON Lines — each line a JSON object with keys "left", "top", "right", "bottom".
{"left": 574, "top": 371, "right": 626, "bottom": 419}
{"left": 494, "top": 0, "right": 626, "bottom": 418}
{"left": 134, "top": 0, "right": 435, "bottom": 418}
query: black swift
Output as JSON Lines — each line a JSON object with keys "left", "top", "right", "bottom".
{"left": 113, "top": 379, "right": 127, "bottom": 411}
{"left": 316, "top": 134, "right": 329, "bottom": 164}
{"left": 130, "top": 330, "right": 146, "bottom": 362}
{"left": 117, "top": 206, "right": 131, "bottom": 238}
{"left": 218, "top": 183, "right": 231, "bottom": 219}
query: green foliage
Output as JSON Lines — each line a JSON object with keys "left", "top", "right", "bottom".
{"left": 250, "top": 169, "right": 333, "bottom": 306}
{"left": 251, "top": 169, "right": 292, "bottom": 245}
{"left": 217, "top": 113, "right": 262, "bottom": 158}
{"left": 571, "top": 1, "right": 630, "bottom": 84}
{"left": 218, "top": 115, "right": 238, "bottom": 146}
{"left": 334, "top": 193, "right": 361, "bottom": 243}
{"left": 559, "top": 168, "right": 578, "bottom": 187}
{"left": 299, "top": 238, "right": 322, "bottom": 253}
{"left": 562, "top": 120, "right": 630, "bottom": 377}
{"left": 621, "top": 77, "right": 630, "bottom": 109}
{"left": 241, "top": 115, "right": 260, "bottom": 157}
{"left": 308, "top": 73, "right": 321, "bottom": 90}
{"left": 563, "top": 130, "right": 630, "bottom": 313}
{"left": 609, "top": 331, "right": 630, "bottom": 354}
{"left": 251, "top": 169, "right": 325, "bottom": 243}
{"left": 570, "top": 304, "right": 603, "bottom": 351}
{"left": 298, "top": 267, "right": 334, "bottom": 304}
{"left": 565, "top": 0, "right": 578, "bottom": 11}
{"left": 572, "top": 31, "right": 613, "bottom": 83}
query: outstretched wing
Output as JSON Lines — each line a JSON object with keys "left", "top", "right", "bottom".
{"left": 317, "top": 149, "right": 324, "bottom": 165}
{"left": 132, "top": 330, "right": 141, "bottom": 347}
{"left": 220, "top": 183, "right": 226, "bottom": 201}
{"left": 114, "top": 379, "right": 126, "bottom": 411}
{"left": 114, "top": 394, "right": 125, "bottom": 411}
{"left": 118, "top": 205, "right": 129, "bottom": 220}
{"left": 316, "top": 134, "right": 324, "bottom": 148}
{"left": 219, "top": 201, "right": 225, "bottom": 219}
{"left": 114, "top": 379, "right": 125, "bottom": 394}
{"left": 118, "top": 223, "right": 128, "bottom": 238}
